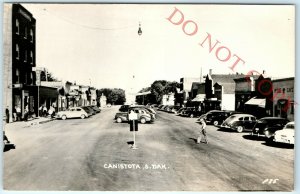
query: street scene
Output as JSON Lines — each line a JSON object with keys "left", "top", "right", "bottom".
{"left": 2, "top": 3, "right": 295, "bottom": 192}
{"left": 3, "top": 106, "right": 294, "bottom": 191}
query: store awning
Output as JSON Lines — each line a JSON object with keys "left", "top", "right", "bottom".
{"left": 245, "top": 97, "right": 266, "bottom": 108}
{"left": 192, "top": 94, "right": 205, "bottom": 102}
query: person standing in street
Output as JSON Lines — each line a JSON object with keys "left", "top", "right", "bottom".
{"left": 197, "top": 118, "right": 208, "bottom": 144}
{"left": 5, "top": 107, "right": 10, "bottom": 123}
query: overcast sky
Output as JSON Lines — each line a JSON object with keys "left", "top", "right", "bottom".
{"left": 22, "top": 4, "right": 295, "bottom": 92}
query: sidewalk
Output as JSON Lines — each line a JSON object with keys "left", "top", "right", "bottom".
{"left": 3, "top": 116, "right": 56, "bottom": 130}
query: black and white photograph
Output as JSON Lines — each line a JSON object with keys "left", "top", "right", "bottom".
{"left": 2, "top": 3, "right": 295, "bottom": 191}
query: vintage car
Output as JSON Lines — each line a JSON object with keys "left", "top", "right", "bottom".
{"left": 57, "top": 107, "right": 89, "bottom": 120}
{"left": 114, "top": 108, "right": 155, "bottom": 124}
{"left": 221, "top": 114, "right": 257, "bottom": 132}
{"left": 251, "top": 117, "right": 290, "bottom": 140}
{"left": 273, "top": 121, "right": 295, "bottom": 145}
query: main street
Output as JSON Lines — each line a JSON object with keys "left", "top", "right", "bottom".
{"left": 3, "top": 106, "right": 294, "bottom": 191}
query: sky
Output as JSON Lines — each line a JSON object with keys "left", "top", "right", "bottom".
{"left": 21, "top": 4, "right": 295, "bottom": 93}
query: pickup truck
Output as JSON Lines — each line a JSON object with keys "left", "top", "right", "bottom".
{"left": 115, "top": 109, "right": 155, "bottom": 124}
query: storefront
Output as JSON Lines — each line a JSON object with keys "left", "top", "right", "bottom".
{"left": 272, "top": 78, "right": 294, "bottom": 121}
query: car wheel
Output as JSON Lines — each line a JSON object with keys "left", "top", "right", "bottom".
{"left": 237, "top": 126, "right": 244, "bottom": 133}
{"left": 81, "top": 114, "right": 86, "bottom": 119}
{"left": 213, "top": 120, "right": 219, "bottom": 126}
{"left": 140, "top": 118, "right": 146, "bottom": 124}
{"left": 190, "top": 114, "right": 194, "bottom": 118}
{"left": 62, "top": 115, "right": 67, "bottom": 120}
{"left": 116, "top": 117, "right": 122, "bottom": 123}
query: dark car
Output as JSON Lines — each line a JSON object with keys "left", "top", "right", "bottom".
{"left": 83, "top": 106, "right": 96, "bottom": 115}
{"left": 90, "top": 105, "right": 101, "bottom": 113}
{"left": 115, "top": 108, "right": 155, "bottom": 124}
{"left": 251, "top": 117, "right": 290, "bottom": 140}
{"left": 119, "top": 105, "right": 130, "bottom": 112}
{"left": 221, "top": 114, "right": 257, "bottom": 132}
{"left": 181, "top": 108, "right": 201, "bottom": 118}
{"left": 203, "top": 110, "right": 241, "bottom": 126}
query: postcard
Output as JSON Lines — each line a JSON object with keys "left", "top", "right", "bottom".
{"left": 2, "top": 3, "right": 295, "bottom": 191}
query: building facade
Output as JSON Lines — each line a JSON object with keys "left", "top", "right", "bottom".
{"left": 272, "top": 77, "right": 294, "bottom": 121}
{"left": 3, "top": 4, "right": 37, "bottom": 121}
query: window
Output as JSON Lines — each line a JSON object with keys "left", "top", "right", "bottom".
{"left": 24, "top": 26, "right": 27, "bottom": 39}
{"left": 15, "top": 69, "right": 20, "bottom": 83}
{"left": 291, "top": 102, "right": 294, "bottom": 114}
{"left": 30, "top": 29, "right": 33, "bottom": 42}
{"left": 238, "top": 117, "right": 243, "bottom": 121}
{"left": 76, "top": 108, "right": 81, "bottom": 111}
{"left": 30, "top": 51, "right": 33, "bottom": 64}
{"left": 251, "top": 117, "right": 256, "bottom": 121}
{"left": 16, "top": 44, "right": 19, "bottom": 59}
{"left": 244, "top": 117, "right": 250, "bottom": 121}
{"left": 24, "top": 50, "right": 27, "bottom": 62}
{"left": 16, "top": 19, "right": 19, "bottom": 34}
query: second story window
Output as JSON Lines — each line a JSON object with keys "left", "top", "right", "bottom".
{"left": 24, "top": 50, "right": 27, "bottom": 62}
{"left": 15, "top": 68, "right": 20, "bottom": 83}
{"left": 30, "top": 51, "right": 33, "bottom": 64}
{"left": 16, "top": 19, "right": 19, "bottom": 34}
{"left": 24, "top": 26, "right": 27, "bottom": 39}
{"left": 30, "top": 29, "right": 33, "bottom": 42}
{"left": 16, "top": 44, "right": 19, "bottom": 59}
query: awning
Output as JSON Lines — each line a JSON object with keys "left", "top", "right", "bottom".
{"left": 245, "top": 97, "right": 266, "bottom": 108}
{"left": 192, "top": 94, "right": 205, "bottom": 102}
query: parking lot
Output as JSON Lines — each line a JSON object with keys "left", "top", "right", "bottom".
{"left": 3, "top": 105, "right": 294, "bottom": 191}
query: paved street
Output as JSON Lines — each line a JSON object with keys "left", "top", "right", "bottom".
{"left": 3, "top": 106, "right": 294, "bottom": 191}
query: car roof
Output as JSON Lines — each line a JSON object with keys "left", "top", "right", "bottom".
{"left": 230, "top": 114, "right": 255, "bottom": 117}
{"left": 259, "top": 117, "right": 288, "bottom": 121}
{"left": 286, "top": 121, "right": 295, "bottom": 125}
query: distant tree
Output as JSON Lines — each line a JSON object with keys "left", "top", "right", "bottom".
{"left": 97, "top": 88, "right": 126, "bottom": 105}
{"left": 40, "top": 71, "right": 58, "bottom": 81}
{"left": 135, "top": 80, "right": 180, "bottom": 104}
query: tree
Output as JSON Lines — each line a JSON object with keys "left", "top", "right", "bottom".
{"left": 40, "top": 71, "right": 58, "bottom": 81}
{"left": 97, "top": 88, "right": 126, "bottom": 105}
{"left": 136, "top": 80, "right": 181, "bottom": 104}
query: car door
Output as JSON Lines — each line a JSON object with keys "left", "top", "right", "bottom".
{"left": 75, "top": 108, "right": 83, "bottom": 118}
{"left": 243, "top": 117, "right": 251, "bottom": 129}
{"left": 68, "top": 108, "right": 76, "bottom": 118}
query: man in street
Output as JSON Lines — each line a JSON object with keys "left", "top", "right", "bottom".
{"left": 197, "top": 118, "right": 208, "bottom": 144}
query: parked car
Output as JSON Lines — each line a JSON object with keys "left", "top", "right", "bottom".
{"left": 129, "top": 107, "right": 156, "bottom": 119}
{"left": 273, "top": 121, "right": 295, "bottom": 145}
{"left": 181, "top": 108, "right": 201, "bottom": 118}
{"left": 90, "top": 105, "right": 101, "bottom": 113}
{"left": 201, "top": 110, "right": 241, "bottom": 126}
{"left": 83, "top": 106, "right": 96, "bottom": 115}
{"left": 168, "top": 105, "right": 181, "bottom": 114}
{"left": 221, "top": 114, "right": 257, "bottom": 132}
{"left": 115, "top": 108, "right": 155, "bottom": 124}
{"left": 251, "top": 117, "right": 290, "bottom": 140}
{"left": 119, "top": 105, "right": 130, "bottom": 112}
{"left": 80, "top": 107, "right": 94, "bottom": 117}
{"left": 57, "top": 107, "right": 89, "bottom": 120}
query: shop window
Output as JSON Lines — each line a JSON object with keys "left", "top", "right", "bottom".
{"left": 16, "top": 19, "right": 19, "bottom": 34}
{"left": 16, "top": 44, "right": 19, "bottom": 59}
{"left": 291, "top": 102, "right": 294, "bottom": 115}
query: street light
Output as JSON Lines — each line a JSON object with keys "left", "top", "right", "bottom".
{"left": 138, "top": 22, "right": 142, "bottom": 36}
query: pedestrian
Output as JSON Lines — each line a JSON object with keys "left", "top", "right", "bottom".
{"left": 43, "top": 106, "right": 48, "bottom": 117}
{"left": 24, "top": 105, "right": 29, "bottom": 121}
{"left": 15, "top": 106, "right": 21, "bottom": 121}
{"left": 5, "top": 106, "right": 10, "bottom": 123}
{"left": 197, "top": 118, "right": 208, "bottom": 144}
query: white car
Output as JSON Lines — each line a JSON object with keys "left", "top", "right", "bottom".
{"left": 57, "top": 107, "right": 89, "bottom": 120}
{"left": 273, "top": 121, "right": 295, "bottom": 145}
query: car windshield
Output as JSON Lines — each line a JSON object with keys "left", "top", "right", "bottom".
{"left": 226, "top": 115, "right": 237, "bottom": 121}
{"left": 285, "top": 124, "right": 294, "bottom": 129}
